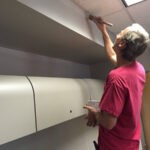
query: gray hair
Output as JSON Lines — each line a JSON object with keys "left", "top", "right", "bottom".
{"left": 127, "top": 23, "right": 149, "bottom": 40}
{"left": 121, "top": 24, "right": 150, "bottom": 61}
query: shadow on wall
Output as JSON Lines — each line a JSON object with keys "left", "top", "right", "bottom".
{"left": 90, "top": 60, "right": 114, "bottom": 80}
{"left": 0, "top": 47, "right": 91, "bottom": 78}
{"left": 0, "top": 116, "right": 98, "bottom": 150}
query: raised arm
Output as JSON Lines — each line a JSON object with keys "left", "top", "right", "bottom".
{"left": 89, "top": 16, "right": 117, "bottom": 65}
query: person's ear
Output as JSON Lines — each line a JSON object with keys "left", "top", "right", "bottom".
{"left": 118, "top": 39, "right": 127, "bottom": 50}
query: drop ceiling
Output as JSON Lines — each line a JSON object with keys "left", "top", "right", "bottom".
{"left": 0, "top": 0, "right": 150, "bottom": 64}
{"left": 72, "top": 0, "right": 150, "bottom": 34}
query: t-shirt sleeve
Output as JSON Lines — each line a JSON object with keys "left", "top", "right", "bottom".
{"left": 100, "top": 75, "right": 127, "bottom": 117}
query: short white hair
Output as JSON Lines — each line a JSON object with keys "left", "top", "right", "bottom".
{"left": 127, "top": 23, "right": 149, "bottom": 40}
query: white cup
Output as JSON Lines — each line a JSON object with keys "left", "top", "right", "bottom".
{"left": 87, "top": 100, "right": 100, "bottom": 110}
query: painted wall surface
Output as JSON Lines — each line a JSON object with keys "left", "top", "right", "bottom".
{"left": 0, "top": 46, "right": 100, "bottom": 150}
{"left": 0, "top": 116, "right": 98, "bottom": 150}
{"left": 90, "top": 48, "right": 150, "bottom": 80}
{"left": 90, "top": 60, "right": 113, "bottom": 80}
{"left": 137, "top": 48, "right": 150, "bottom": 71}
{"left": 17, "top": 0, "right": 106, "bottom": 46}
{"left": 0, "top": 46, "right": 91, "bottom": 78}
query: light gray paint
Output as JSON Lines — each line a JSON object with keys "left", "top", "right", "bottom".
{"left": 0, "top": 47, "right": 91, "bottom": 78}
{"left": 0, "top": 116, "right": 98, "bottom": 150}
{"left": 0, "top": 46, "right": 101, "bottom": 150}
{"left": 137, "top": 49, "right": 150, "bottom": 71}
{"left": 90, "top": 60, "right": 113, "bottom": 80}
{"left": 90, "top": 49, "right": 150, "bottom": 80}
{"left": 0, "top": 0, "right": 106, "bottom": 65}
{"left": 17, "top": 0, "right": 93, "bottom": 40}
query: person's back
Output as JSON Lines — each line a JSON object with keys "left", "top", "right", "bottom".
{"left": 84, "top": 16, "right": 149, "bottom": 150}
{"left": 99, "top": 61, "right": 145, "bottom": 150}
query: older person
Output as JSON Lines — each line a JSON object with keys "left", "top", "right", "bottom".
{"left": 84, "top": 16, "right": 149, "bottom": 150}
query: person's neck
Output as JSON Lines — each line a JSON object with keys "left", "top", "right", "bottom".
{"left": 117, "top": 58, "right": 134, "bottom": 67}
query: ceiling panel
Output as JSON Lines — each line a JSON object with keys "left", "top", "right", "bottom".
{"left": 127, "top": 0, "right": 150, "bottom": 33}
{"left": 72, "top": 0, "right": 150, "bottom": 36}
{"left": 103, "top": 9, "right": 134, "bottom": 34}
{"left": 72, "top": 0, "right": 124, "bottom": 16}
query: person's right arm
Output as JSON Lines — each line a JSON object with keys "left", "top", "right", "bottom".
{"left": 91, "top": 16, "right": 117, "bottom": 65}
{"left": 83, "top": 105, "right": 117, "bottom": 130}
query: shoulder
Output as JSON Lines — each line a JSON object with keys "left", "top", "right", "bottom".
{"left": 108, "top": 68, "right": 122, "bottom": 81}
{"left": 107, "top": 69, "right": 127, "bottom": 88}
{"left": 135, "top": 61, "right": 145, "bottom": 72}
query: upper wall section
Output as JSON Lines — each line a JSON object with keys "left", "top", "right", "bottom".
{"left": 0, "top": 47, "right": 91, "bottom": 78}
{"left": 17, "top": 0, "right": 103, "bottom": 44}
{"left": 0, "top": 0, "right": 107, "bottom": 65}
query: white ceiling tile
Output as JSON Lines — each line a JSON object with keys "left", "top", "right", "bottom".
{"left": 71, "top": 0, "right": 124, "bottom": 16}
{"left": 103, "top": 9, "right": 134, "bottom": 35}
{"left": 127, "top": 0, "right": 150, "bottom": 33}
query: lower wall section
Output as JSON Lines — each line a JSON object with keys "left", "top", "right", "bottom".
{"left": 0, "top": 75, "right": 104, "bottom": 146}
{"left": 28, "top": 77, "right": 90, "bottom": 131}
{"left": 0, "top": 116, "right": 98, "bottom": 150}
{"left": 0, "top": 74, "right": 145, "bottom": 149}
{"left": 0, "top": 76, "right": 36, "bottom": 145}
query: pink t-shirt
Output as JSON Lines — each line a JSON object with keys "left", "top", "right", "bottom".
{"left": 99, "top": 61, "right": 145, "bottom": 150}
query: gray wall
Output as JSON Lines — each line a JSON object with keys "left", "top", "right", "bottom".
{"left": 90, "top": 60, "right": 113, "bottom": 80}
{"left": 0, "top": 46, "right": 99, "bottom": 150}
{"left": 137, "top": 48, "right": 150, "bottom": 72}
{"left": 0, "top": 116, "right": 98, "bottom": 150}
{"left": 0, "top": 46, "right": 91, "bottom": 78}
{"left": 90, "top": 49, "right": 150, "bottom": 80}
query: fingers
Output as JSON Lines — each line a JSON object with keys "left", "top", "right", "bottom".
{"left": 87, "top": 120, "right": 97, "bottom": 127}
{"left": 83, "top": 105, "right": 94, "bottom": 110}
{"left": 83, "top": 105, "right": 97, "bottom": 113}
{"left": 87, "top": 121, "right": 93, "bottom": 126}
{"left": 89, "top": 15, "right": 113, "bottom": 27}
{"left": 89, "top": 15, "right": 103, "bottom": 24}
{"left": 84, "top": 104, "right": 98, "bottom": 127}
